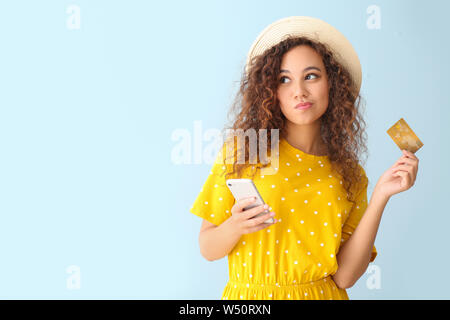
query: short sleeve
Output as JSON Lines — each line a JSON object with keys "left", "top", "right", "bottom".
{"left": 189, "top": 146, "right": 236, "bottom": 226}
{"left": 340, "top": 166, "right": 378, "bottom": 263}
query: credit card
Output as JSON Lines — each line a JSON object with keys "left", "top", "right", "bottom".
{"left": 387, "top": 118, "right": 423, "bottom": 153}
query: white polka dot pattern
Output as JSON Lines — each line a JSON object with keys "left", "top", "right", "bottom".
{"left": 189, "top": 138, "right": 376, "bottom": 300}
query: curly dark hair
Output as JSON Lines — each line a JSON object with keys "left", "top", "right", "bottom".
{"left": 219, "top": 36, "right": 369, "bottom": 205}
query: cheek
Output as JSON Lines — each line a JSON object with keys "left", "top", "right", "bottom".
{"left": 277, "top": 92, "right": 289, "bottom": 113}
{"left": 313, "top": 84, "right": 329, "bottom": 108}
{"left": 276, "top": 88, "right": 288, "bottom": 106}
{"left": 319, "top": 82, "right": 329, "bottom": 100}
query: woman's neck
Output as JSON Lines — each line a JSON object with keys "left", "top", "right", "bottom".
{"left": 284, "top": 123, "right": 328, "bottom": 156}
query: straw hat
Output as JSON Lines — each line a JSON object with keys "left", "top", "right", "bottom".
{"left": 245, "top": 16, "right": 362, "bottom": 94}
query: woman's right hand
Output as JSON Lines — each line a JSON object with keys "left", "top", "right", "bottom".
{"left": 227, "top": 197, "right": 277, "bottom": 235}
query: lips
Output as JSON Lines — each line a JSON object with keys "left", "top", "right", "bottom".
{"left": 295, "top": 102, "right": 312, "bottom": 109}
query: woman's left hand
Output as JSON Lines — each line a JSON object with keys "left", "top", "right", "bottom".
{"left": 374, "top": 149, "right": 419, "bottom": 199}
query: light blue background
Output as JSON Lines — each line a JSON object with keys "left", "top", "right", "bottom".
{"left": 0, "top": 0, "right": 448, "bottom": 299}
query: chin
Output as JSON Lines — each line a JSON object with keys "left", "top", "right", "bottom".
{"left": 289, "top": 115, "right": 321, "bottom": 126}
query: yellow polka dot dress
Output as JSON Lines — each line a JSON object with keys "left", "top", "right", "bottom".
{"left": 190, "top": 137, "right": 377, "bottom": 300}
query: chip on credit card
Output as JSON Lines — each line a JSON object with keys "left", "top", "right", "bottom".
{"left": 387, "top": 118, "right": 423, "bottom": 154}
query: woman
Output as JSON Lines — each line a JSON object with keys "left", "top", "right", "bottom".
{"left": 189, "top": 16, "right": 419, "bottom": 300}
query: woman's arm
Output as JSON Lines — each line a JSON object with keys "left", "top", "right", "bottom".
{"left": 332, "top": 149, "right": 419, "bottom": 289}
{"left": 332, "top": 189, "right": 389, "bottom": 289}
{"left": 199, "top": 219, "right": 242, "bottom": 261}
{"left": 199, "top": 197, "right": 277, "bottom": 261}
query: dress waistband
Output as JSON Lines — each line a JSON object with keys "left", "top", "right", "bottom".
{"left": 227, "top": 276, "right": 334, "bottom": 290}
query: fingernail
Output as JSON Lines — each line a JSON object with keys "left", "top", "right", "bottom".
{"left": 263, "top": 204, "right": 268, "bottom": 209}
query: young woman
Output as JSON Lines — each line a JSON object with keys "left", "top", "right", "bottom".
{"left": 189, "top": 16, "right": 419, "bottom": 300}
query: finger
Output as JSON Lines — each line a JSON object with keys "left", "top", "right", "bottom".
{"left": 396, "top": 157, "right": 415, "bottom": 165}
{"left": 401, "top": 165, "right": 415, "bottom": 185}
{"left": 394, "top": 162, "right": 417, "bottom": 177}
{"left": 242, "top": 204, "right": 270, "bottom": 220}
{"left": 392, "top": 164, "right": 413, "bottom": 174}
{"left": 394, "top": 155, "right": 407, "bottom": 166}
{"left": 403, "top": 170, "right": 413, "bottom": 186}
{"left": 395, "top": 155, "right": 416, "bottom": 166}
{"left": 393, "top": 170, "right": 407, "bottom": 181}
{"left": 236, "top": 197, "right": 257, "bottom": 212}
{"left": 402, "top": 149, "right": 419, "bottom": 162}
{"left": 246, "top": 211, "right": 275, "bottom": 227}
{"left": 394, "top": 158, "right": 417, "bottom": 175}
{"left": 394, "top": 170, "right": 413, "bottom": 186}
{"left": 392, "top": 165, "right": 417, "bottom": 180}
{"left": 245, "top": 221, "right": 274, "bottom": 234}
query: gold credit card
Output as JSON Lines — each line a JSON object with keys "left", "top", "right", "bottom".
{"left": 387, "top": 118, "right": 423, "bottom": 153}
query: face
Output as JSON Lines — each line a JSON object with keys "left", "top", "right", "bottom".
{"left": 276, "top": 45, "right": 329, "bottom": 127}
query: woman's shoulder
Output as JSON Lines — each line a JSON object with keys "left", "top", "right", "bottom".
{"left": 212, "top": 141, "right": 260, "bottom": 178}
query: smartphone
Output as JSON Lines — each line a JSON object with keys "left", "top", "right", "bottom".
{"left": 226, "top": 179, "right": 274, "bottom": 224}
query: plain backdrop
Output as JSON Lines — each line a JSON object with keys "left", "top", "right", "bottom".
{"left": 0, "top": 0, "right": 448, "bottom": 299}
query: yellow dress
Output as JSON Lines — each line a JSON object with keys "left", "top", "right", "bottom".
{"left": 190, "top": 137, "right": 377, "bottom": 300}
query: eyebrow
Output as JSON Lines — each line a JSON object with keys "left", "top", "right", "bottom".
{"left": 280, "top": 66, "right": 322, "bottom": 73}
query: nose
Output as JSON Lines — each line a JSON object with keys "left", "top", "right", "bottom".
{"left": 293, "top": 80, "right": 309, "bottom": 99}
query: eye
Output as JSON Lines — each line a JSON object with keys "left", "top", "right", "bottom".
{"left": 279, "top": 73, "right": 319, "bottom": 83}
{"left": 305, "top": 73, "right": 319, "bottom": 80}
{"left": 279, "top": 76, "right": 289, "bottom": 83}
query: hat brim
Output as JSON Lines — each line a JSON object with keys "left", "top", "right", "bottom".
{"left": 246, "top": 16, "right": 362, "bottom": 94}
